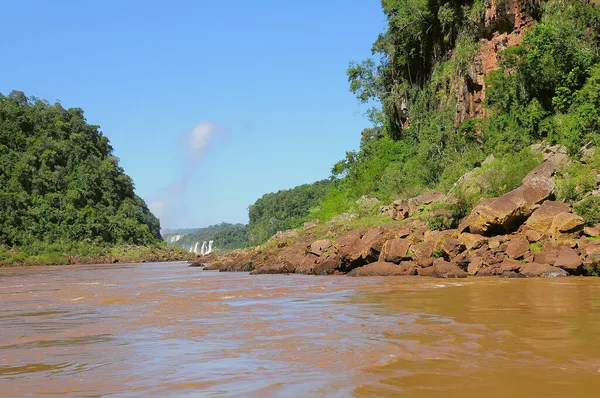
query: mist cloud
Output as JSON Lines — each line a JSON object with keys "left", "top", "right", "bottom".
{"left": 189, "top": 121, "right": 216, "bottom": 162}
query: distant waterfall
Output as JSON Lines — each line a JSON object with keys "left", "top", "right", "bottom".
{"left": 188, "top": 240, "right": 215, "bottom": 255}
{"left": 166, "top": 234, "right": 184, "bottom": 243}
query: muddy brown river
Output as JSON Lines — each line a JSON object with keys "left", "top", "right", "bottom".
{"left": 1, "top": 262, "right": 600, "bottom": 397}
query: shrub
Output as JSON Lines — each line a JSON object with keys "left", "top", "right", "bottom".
{"left": 574, "top": 196, "right": 600, "bottom": 226}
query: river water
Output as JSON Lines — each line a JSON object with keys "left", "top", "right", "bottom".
{"left": 1, "top": 262, "right": 600, "bottom": 397}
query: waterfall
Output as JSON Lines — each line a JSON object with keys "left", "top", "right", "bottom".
{"left": 200, "top": 242, "right": 208, "bottom": 255}
{"left": 207, "top": 240, "right": 213, "bottom": 254}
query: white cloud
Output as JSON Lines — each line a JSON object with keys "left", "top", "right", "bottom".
{"left": 189, "top": 121, "right": 215, "bottom": 151}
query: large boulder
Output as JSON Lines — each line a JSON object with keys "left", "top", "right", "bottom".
{"left": 458, "top": 233, "right": 488, "bottom": 250}
{"left": 505, "top": 237, "right": 530, "bottom": 259}
{"left": 460, "top": 161, "right": 556, "bottom": 235}
{"left": 554, "top": 247, "right": 583, "bottom": 273}
{"left": 308, "top": 239, "right": 333, "bottom": 257}
{"left": 520, "top": 263, "right": 568, "bottom": 278}
{"left": 525, "top": 201, "right": 571, "bottom": 233}
{"left": 348, "top": 261, "right": 417, "bottom": 276}
{"left": 379, "top": 239, "right": 411, "bottom": 264}
{"left": 550, "top": 212, "right": 584, "bottom": 240}
{"left": 431, "top": 258, "right": 468, "bottom": 278}
{"left": 312, "top": 257, "right": 341, "bottom": 275}
{"left": 337, "top": 227, "right": 388, "bottom": 270}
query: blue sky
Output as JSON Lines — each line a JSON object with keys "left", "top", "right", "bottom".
{"left": 1, "top": 0, "right": 385, "bottom": 229}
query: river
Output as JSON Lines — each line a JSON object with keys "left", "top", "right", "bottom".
{"left": 1, "top": 262, "right": 600, "bottom": 397}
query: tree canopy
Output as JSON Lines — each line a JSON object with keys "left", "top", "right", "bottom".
{"left": 0, "top": 91, "right": 161, "bottom": 248}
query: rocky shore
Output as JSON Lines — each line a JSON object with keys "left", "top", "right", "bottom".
{"left": 195, "top": 144, "right": 600, "bottom": 278}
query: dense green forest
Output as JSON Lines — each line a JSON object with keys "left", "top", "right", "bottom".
{"left": 247, "top": 180, "right": 331, "bottom": 243}
{"left": 165, "top": 223, "right": 249, "bottom": 251}
{"left": 222, "top": 0, "right": 600, "bottom": 246}
{"left": 0, "top": 91, "right": 162, "bottom": 257}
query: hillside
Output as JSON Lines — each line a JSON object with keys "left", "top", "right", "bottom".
{"left": 164, "top": 223, "right": 249, "bottom": 252}
{"left": 208, "top": 0, "right": 600, "bottom": 244}
{"left": 0, "top": 91, "right": 190, "bottom": 265}
{"left": 196, "top": 0, "right": 600, "bottom": 277}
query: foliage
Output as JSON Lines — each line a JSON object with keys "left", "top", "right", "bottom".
{"left": 0, "top": 241, "right": 191, "bottom": 267}
{"left": 0, "top": 91, "right": 161, "bottom": 249}
{"left": 248, "top": 180, "right": 332, "bottom": 244}
{"left": 237, "top": 0, "right": 600, "bottom": 233}
{"left": 165, "top": 223, "right": 250, "bottom": 251}
{"left": 574, "top": 196, "right": 600, "bottom": 226}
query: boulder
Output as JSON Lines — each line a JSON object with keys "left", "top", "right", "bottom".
{"left": 525, "top": 229, "right": 543, "bottom": 242}
{"left": 584, "top": 226, "right": 600, "bottom": 238}
{"left": 468, "top": 256, "right": 484, "bottom": 275}
{"left": 550, "top": 212, "right": 584, "bottom": 240}
{"left": 505, "top": 238, "right": 530, "bottom": 259}
{"left": 441, "top": 238, "right": 465, "bottom": 259}
{"left": 525, "top": 201, "right": 571, "bottom": 233}
{"left": 554, "top": 247, "right": 583, "bottom": 273}
{"left": 458, "top": 233, "right": 488, "bottom": 250}
{"left": 348, "top": 261, "right": 417, "bottom": 276}
{"left": 460, "top": 161, "right": 556, "bottom": 235}
{"left": 520, "top": 263, "right": 568, "bottom": 278}
{"left": 418, "top": 266, "right": 436, "bottom": 277}
{"left": 534, "top": 249, "right": 559, "bottom": 266}
{"left": 313, "top": 257, "right": 341, "bottom": 275}
{"left": 499, "top": 259, "right": 523, "bottom": 273}
{"left": 379, "top": 239, "right": 412, "bottom": 264}
{"left": 308, "top": 239, "right": 332, "bottom": 257}
{"left": 389, "top": 191, "right": 444, "bottom": 220}
{"left": 431, "top": 258, "right": 468, "bottom": 278}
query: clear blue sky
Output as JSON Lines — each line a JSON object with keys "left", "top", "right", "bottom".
{"left": 1, "top": 0, "right": 385, "bottom": 229}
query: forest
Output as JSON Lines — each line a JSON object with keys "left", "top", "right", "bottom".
{"left": 0, "top": 91, "right": 167, "bottom": 263}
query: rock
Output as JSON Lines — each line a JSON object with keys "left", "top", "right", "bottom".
{"left": 441, "top": 238, "right": 465, "bottom": 259}
{"left": 337, "top": 227, "right": 389, "bottom": 270}
{"left": 461, "top": 161, "right": 556, "bottom": 235}
{"left": 525, "top": 201, "right": 571, "bottom": 233}
{"left": 313, "top": 257, "right": 340, "bottom": 275}
{"left": 499, "top": 259, "right": 523, "bottom": 273}
{"left": 505, "top": 238, "right": 530, "bottom": 259}
{"left": 554, "top": 247, "right": 583, "bottom": 273}
{"left": 308, "top": 239, "right": 332, "bottom": 257}
{"left": 458, "top": 233, "right": 488, "bottom": 250}
{"left": 534, "top": 249, "right": 559, "bottom": 266}
{"left": 412, "top": 240, "right": 434, "bottom": 262}
{"left": 551, "top": 212, "right": 584, "bottom": 240}
{"left": 584, "top": 226, "right": 600, "bottom": 238}
{"left": 488, "top": 236, "right": 504, "bottom": 249}
{"left": 451, "top": 252, "right": 470, "bottom": 270}
{"left": 389, "top": 191, "right": 444, "bottom": 220}
{"left": 417, "top": 257, "right": 434, "bottom": 268}
{"left": 418, "top": 266, "right": 436, "bottom": 277}
{"left": 500, "top": 271, "right": 524, "bottom": 278}
{"left": 379, "top": 239, "right": 412, "bottom": 264}
{"left": 395, "top": 228, "right": 412, "bottom": 238}
{"left": 467, "top": 256, "right": 483, "bottom": 275}
{"left": 303, "top": 220, "right": 319, "bottom": 230}
{"left": 431, "top": 258, "right": 468, "bottom": 278}
{"left": 520, "top": 263, "right": 568, "bottom": 278}
{"left": 525, "top": 229, "right": 543, "bottom": 242}
{"left": 348, "top": 261, "right": 417, "bottom": 277}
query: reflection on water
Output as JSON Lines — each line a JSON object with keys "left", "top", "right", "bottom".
{"left": 1, "top": 263, "right": 600, "bottom": 397}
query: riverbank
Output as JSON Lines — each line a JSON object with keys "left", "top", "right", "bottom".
{"left": 0, "top": 244, "right": 194, "bottom": 267}
{"left": 195, "top": 145, "right": 600, "bottom": 278}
